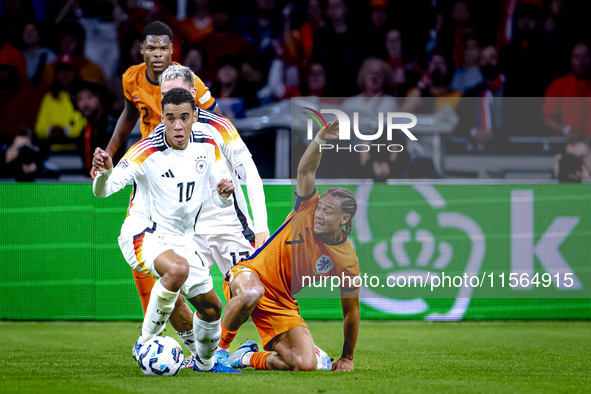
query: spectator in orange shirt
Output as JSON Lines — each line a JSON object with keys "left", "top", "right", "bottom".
{"left": 542, "top": 42, "right": 591, "bottom": 137}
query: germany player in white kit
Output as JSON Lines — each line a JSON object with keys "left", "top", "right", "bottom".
{"left": 92, "top": 88, "right": 240, "bottom": 373}
{"left": 157, "top": 66, "right": 269, "bottom": 368}
{"left": 94, "top": 66, "right": 267, "bottom": 369}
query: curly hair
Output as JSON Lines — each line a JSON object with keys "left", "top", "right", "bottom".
{"left": 323, "top": 187, "right": 357, "bottom": 235}
{"left": 161, "top": 87, "right": 195, "bottom": 111}
{"left": 142, "top": 21, "right": 173, "bottom": 41}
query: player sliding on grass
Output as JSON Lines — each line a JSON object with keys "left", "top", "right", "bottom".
{"left": 219, "top": 118, "right": 361, "bottom": 371}
{"left": 93, "top": 88, "right": 239, "bottom": 373}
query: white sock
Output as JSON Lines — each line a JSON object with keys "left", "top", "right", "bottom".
{"left": 193, "top": 313, "right": 221, "bottom": 371}
{"left": 242, "top": 351, "right": 254, "bottom": 366}
{"left": 177, "top": 330, "right": 197, "bottom": 356}
{"left": 139, "top": 281, "right": 179, "bottom": 344}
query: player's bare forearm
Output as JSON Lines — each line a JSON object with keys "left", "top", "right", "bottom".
{"left": 106, "top": 99, "right": 138, "bottom": 157}
{"left": 296, "top": 119, "right": 339, "bottom": 197}
{"left": 212, "top": 105, "right": 222, "bottom": 114}
{"left": 334, "top": 293, "right": 359, "bottom": 371}
{"left": 341, "top": 308, "right": 359, "bottom": 358}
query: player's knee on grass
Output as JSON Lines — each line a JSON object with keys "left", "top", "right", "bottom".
{"left": 293, "top": 355, "right": 317, "bottom": 371}
{"left": 278, "top": 353, "right": 317, "bottom": 372}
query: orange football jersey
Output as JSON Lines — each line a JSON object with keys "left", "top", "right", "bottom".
{"left": 240, "top": 189, "right": 360, "bottom": 299}
{"left": 122, "top": 62, "right": 216, "bottom": 138}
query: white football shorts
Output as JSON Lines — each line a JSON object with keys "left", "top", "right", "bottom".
{"left": 119, "top": 217, "right": 213, "bottom": 299}
{"left": 193, "top": 232, "right": 255, "bottom": 275}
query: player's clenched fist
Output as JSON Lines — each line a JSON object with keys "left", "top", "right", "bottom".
{"left": 216, "top": 179, "right": 234, "bottom": 198}
{"left": 93, "top": 147, "right": 113, "bottom": 173}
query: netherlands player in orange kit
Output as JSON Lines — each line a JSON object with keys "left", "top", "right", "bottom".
{"left": 219, "top": 119, "right": 361, "bottom": 371}
{"left": 93, "top": 21, "right": 221, "bottom": 316}
{"left": 106, "top": 21, "right": 218, "bottom": 152}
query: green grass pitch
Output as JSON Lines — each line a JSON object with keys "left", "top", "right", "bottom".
{"left": 1, "top": 321, "right": 590, "bottom": 393}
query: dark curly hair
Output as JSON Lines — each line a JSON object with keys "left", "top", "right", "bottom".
{"left": 161, "top": 87, "right": 195, "bottom": 111}
{"left": 142, "top": 21, "right": 173, "bottom": 42}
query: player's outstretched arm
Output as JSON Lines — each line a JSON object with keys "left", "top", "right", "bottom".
{"left": 296, "top": 118, "right": 339, "bottom": 197}
{"left": 333, "top": 289, "right": 360, "bottom": 372}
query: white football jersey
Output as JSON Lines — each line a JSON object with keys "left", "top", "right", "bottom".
{"left": 93, "top": 125, "right": 232, "bottom": 241}
{"left": 193, "top": 110, "right": 268, "bottom": 240}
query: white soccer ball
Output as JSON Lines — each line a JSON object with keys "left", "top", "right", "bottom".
{"left": 315, "top": 345, "right": 332, "bottom": 370}
{"left": 138, "top": 336, "right": 184, "bottom": 377}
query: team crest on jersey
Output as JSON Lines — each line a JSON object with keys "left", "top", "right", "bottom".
{"left": 315, "top": 255, "right": 334, "bottom": 274}
{"left": 196, "top": 158, "right": 207, "bottom": 174}
{"left": 116, "top": 159, "right": 129, "bottom": 169}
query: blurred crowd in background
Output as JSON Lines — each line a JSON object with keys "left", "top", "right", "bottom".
{"left": 1, "top": 0, "right": 591, "bottom": 181}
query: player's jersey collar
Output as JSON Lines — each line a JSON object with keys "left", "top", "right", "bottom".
{"left": 145, "top": 66, "right": 171, "bottom": 86}
{"left": 319, "top": 232, "right": 348, "bottom": 246}
{"left": 147, "top": 124, "right": 170, "bottom": 150}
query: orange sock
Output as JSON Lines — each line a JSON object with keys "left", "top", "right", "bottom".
{"left": 219, "top": 322, "right": 237, "bottom": 350}
{"left": 133, "top": 270, "right": 155, "bottom": 316}
{"left": 250, "top": 352, "right": 270, "bottom": 370}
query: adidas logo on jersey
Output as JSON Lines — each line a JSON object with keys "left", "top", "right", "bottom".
{"left": 161, "top": 169, "right": 175, "bottom": 178}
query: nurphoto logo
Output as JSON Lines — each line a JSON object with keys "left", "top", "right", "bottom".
{"left": 304, "top": 107, "right": 418, "bottom": 153}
